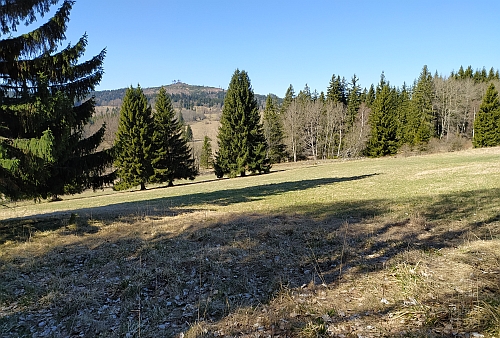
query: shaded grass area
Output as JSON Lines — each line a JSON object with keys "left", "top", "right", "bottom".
{"left": 0, "top": 174, "right": 377, "bottom": 245}
{"left": 1, "top": 149, "right": 500, "bottom": 337}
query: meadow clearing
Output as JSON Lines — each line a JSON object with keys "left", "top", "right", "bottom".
{"left": 1, "top": 147, "right": 499, "bottom": 337}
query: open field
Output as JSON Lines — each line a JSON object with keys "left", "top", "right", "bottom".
{"left": 1, "top": 148, "right": 500, "bottom": 337}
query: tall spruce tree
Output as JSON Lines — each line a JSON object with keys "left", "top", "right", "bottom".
{"left": 214, "top": 69, "right": 270, "bottom": 178}
{"left": 113, "top": 85, "right": 153, "bottom": 191}
{"left": 408, "top": 65, "right": 435, "bottom": 146}
{"left": 263, "top": 94, "right": 286, "bottom": 163}
{"left": 366, "top": 74, "right": 399, "bottom": 157}
{"left": 0, "top": 0, "right": 112, "bottom": 200}
{"left": 150, "top": 87, "right": 197, "bottom": 186}
{"left": 473, "top": 83, "right": 500, "bottom": 147}
{"left": 347, "top": 74, "right": 361, "bottom": 126}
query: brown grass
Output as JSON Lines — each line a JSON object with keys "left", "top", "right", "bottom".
{"left": 1, "top": 148, "right": 500, "bottom": 337}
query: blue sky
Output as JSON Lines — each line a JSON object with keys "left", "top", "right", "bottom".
{"left": 52, "top": 0, "right": 500, "bottom": 96}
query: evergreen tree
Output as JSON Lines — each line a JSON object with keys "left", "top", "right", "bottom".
{"left": 365, "top": 84, "right": 376, "bottom": 107}
{"left": 347, "top": 74, "right": 361, "bottom": 126}
{"left": 200, "top": 136, "right": 213, "bottom": 169}
{"left": 326, "top": 74, "right": 347, "bottom": 104}
{"left": 473, "top": 83, "right": 500, "bottom": 147}
{"left": 113, "top": 85, "right": 153, "bottom": 191}
{"left": 0, "top": 0, "right": 112, "bottom": 200}
{"left": 150, "top": 87, "right": 197, "bottom": 186}
{"left": 366, "top": 74, "right": 399, "bottom": 157}
{"left": 263, "top": 94, "right": 286, "bottom": 163}
{"left": 281, "top": 85, "right": 295, "bottom": 116}
{"left": 184, "top": 124, "right": 193, "bottom": 142}
{"left": 214, "top": 69, "right": 270, "bottom": 178}
{"left": 408, "top": 65, "right": 434, "bottom": 146}
{"left": 397, "top": 84, "right": 412, "bottom": 145}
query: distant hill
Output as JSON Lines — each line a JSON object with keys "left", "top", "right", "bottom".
{"left": 87, "top": 82, "right": 280, "bottom": 153}
{"left": 90, "top": 82, "right": 273, "bottom": 111}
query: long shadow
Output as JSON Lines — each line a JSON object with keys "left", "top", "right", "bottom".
{"left": 0, "top": 174, "right": 377, "bottom": 244}
{"left": 1, "top": 185, "right": 499, "bottom": 336}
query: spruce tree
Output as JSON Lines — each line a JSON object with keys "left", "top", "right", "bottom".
{"left": 184, "top": 124, "right": 193, "bottom": 142}
{"left": 263, "top": 94, "right": 286, "bottom": 163}
{"left": 397, "top": 84, "right": 412, "bottom": 145}
{"left": 150, "top": 87, "right": 197, "bottom": 186}
{"left": 366, "top": 74, "right": 399, "bottom": 157}
{"left": 473, "top": 83, "right": 500, "bottom": 147}
{"left": 365, "top": 84, "right": 376, "bottom": 107}
{"left": 214, "top": 69, "right": 270, "bottom": 178}
{"left": 0, "top": 0, "right": 112, "bottom": 200}
{"left": 326, "top": 74, "right": 347, "bottom": 104}
{"left": 347, "top": 74, "right": 361, "bottom": 126}
{"left": 408, "top": 65, "right": 435, "bottom": 146}
{"left": 200, "top": 136, "right": 213, "bottom": 169}
{"left": 113, "top": 85, "right": 153, "bottom": 191}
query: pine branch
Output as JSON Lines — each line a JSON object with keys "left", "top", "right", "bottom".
{"left": 0, "top": 0, "right": 62, "bottom": 35}
{"left": 0, "top": 1, "right": 72, "bottom": 60}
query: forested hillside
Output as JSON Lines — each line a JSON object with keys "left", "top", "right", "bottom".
{"left": 92, "top": 82, "right": 272, "bottom": 116}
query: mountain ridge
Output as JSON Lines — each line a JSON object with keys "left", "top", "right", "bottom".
{"left": 91, "top": 82, "right": 274, "bottom": 108}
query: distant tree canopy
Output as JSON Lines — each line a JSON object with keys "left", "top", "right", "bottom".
{"left": 272, "top": 65, "right": 499, "bottom": 161}
{"left": 0, "top": 0, "right": 113, "bottom": 200}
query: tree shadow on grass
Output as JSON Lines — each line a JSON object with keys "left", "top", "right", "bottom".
{"left": 0, "top": 174, "right": 377, "bottom": 244}
{"left": 1, "top": 186, "right": 499, "bottom": 337}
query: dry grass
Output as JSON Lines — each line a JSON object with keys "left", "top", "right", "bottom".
{"left": 1, "top": 148, "right": 500, "bottom": 337}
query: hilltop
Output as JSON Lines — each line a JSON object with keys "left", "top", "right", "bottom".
{"left": 88, "top": 82, "right": 275, "bottom": 154}
{"left": 91, "top": 82, "right": 271, "bottom": 111}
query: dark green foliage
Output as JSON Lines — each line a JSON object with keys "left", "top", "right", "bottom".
{"left": 263, "top": 94, "right": 286, "bottom": 163}
{"left": 200, "top": 136, "right": 213, "bottom": 169}
{"left": 184, "top": 124, "right": 193, "bottom": 142}
{"left": 214, "top": 69, "right": 270, "bottom": 178}
{"left": 366, "top": 74, "right": 399, "bottom": 157}
{"left": 113, "top": 86, "right": 153, "bottom": 191}
{"left": 347, "top": 74, "right": 361, "bottom": 126}
{"left": 473, "top": 84, "right": 500, "bottom": 148}
{"left": 396, "top": 84, "right": 412, "bottom": 145}
{"left": 326, "top": 74, "right": 347, "bottom": 105}
{"left": 454, "top": 65, "right": 500, "bottom": 82}
{"left": 0, "top": 0, "right": 112, "bottom": 200}
{"left": 281, "top": 85, "right": 295, "bottom": 115}
{"left": 407, "top": 65, "right": 434, "bottom": 146}
{"left": 365, "top": 84, "right": 376, "bottom": 107}
{"left": 150, "top": 87, "right": 197, "bottom": 186}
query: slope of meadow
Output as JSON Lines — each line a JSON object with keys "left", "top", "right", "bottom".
{"left": 1, "top": 148, "right": 500, "bottom": 337}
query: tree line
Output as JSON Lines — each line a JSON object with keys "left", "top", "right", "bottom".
{"left": 259, "top": 65, "right": 500, "bottom": 163}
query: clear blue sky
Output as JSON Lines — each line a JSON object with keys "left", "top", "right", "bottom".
{"left": 55, "top": 0, "right": 500, "bottom": 96}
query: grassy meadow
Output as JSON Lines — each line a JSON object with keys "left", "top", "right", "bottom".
{"left": 1, "top": 148, "right": 500, "bottom": 337}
